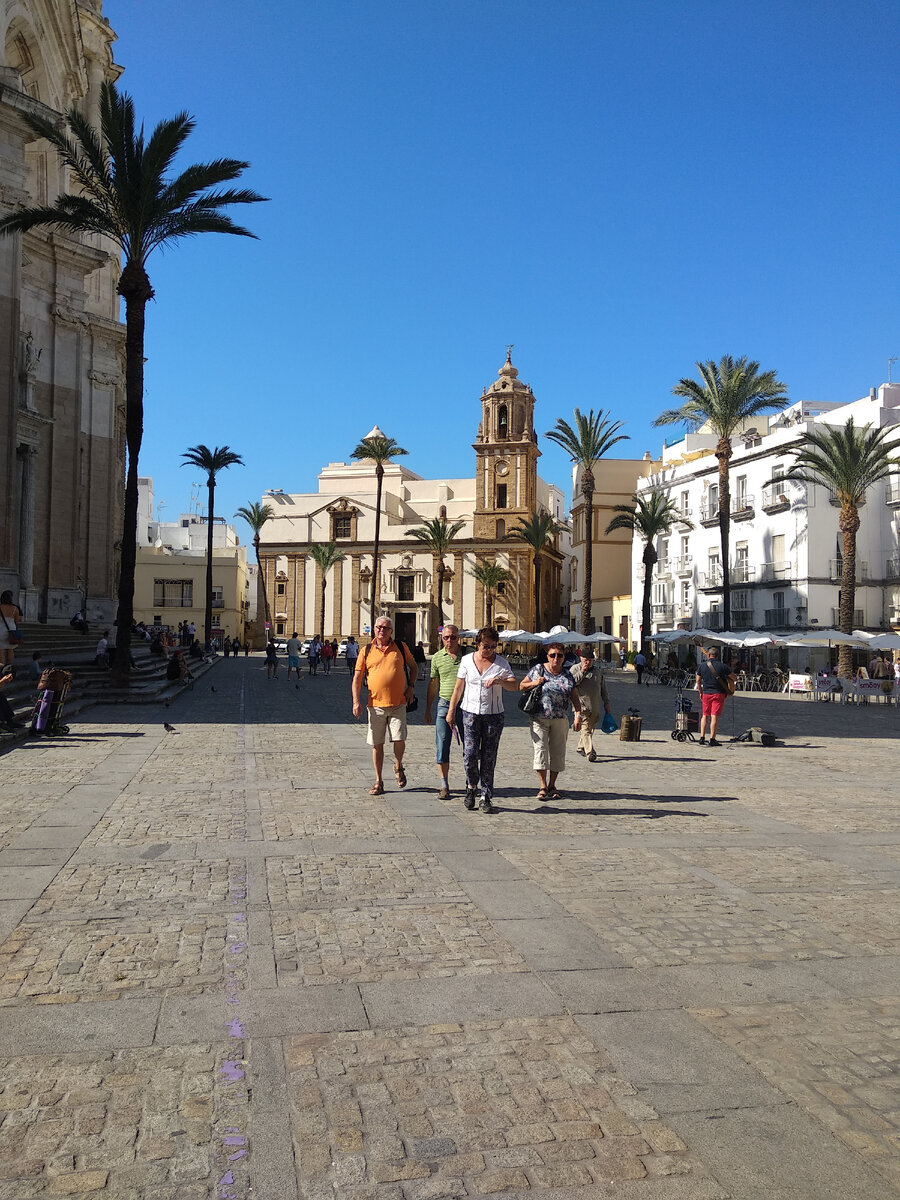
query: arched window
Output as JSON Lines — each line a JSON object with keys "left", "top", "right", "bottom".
{"left": 496, "top": 518, "right": 506, "bottom": 539}
{"left": 498, "top": 405, "right": 508, "bottom": 439}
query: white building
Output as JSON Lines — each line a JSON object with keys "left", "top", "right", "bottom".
{"left": 137, "top": 477, "right": 239, "bottom": 552}
{"left": 632, "top": 383, "right": 900, "bottom": 642}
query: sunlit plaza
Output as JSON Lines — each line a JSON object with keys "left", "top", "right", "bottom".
{"left": 0, "top": 659, "right": 896, "bottom": 1198}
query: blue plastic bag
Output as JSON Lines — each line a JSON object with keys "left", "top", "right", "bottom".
{"left": 601, "top": 712, "right": 618, "bottom": 734}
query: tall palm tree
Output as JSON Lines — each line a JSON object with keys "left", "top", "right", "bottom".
{"left": 350, "top": 429, "right": 408, "bottom": 624}
{"left": 309, "top": 542, "right": 347, "bottom": 642}
{"left": 182, "top": 445, "right": 244, "bottom": 647}
{"left": 468, "top": 559, "right": 512, "bottom": 628}
{"left": 606, "top": 491, "right": 692, "bottom": 656}
{"left": 655, "top": 356, "right": 788, "bottom": 630}
{"left": 545, "top": 409, "right": 629, "bottom": 634}
{"left": 781, "top": 417, "right": 900, "bottom": 676}
{"left": 404, "top": 516, "right": 466, "bottom": 644}
{"left": 505, "top": 510, "right": 559, "bottom": 630}
{"left": 235, "top": 501, "right": 274, "bottom": 642}
{"left": 0, "top": 82, "right": 265, "bottom": 680}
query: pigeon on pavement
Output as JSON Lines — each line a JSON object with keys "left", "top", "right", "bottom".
{"left": 164, "top": 722, "right": 178, "bottom": 733}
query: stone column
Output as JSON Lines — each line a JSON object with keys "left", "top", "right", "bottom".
{"left": 16, "top": 442, "right": 36, "bottom": 589}
{"left": 333, "top": 557, "right": 344, "bottom": 637}
{"left": 350, "top": 555, "right": 361, "bottom": 638}
{"left": 296, "top": 554, "right": 307, "bottom": 637}
{"left": 454, "top": 552, "right": 465, "bottom": 628}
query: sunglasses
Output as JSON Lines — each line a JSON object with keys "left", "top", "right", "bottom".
{"left": 480, "top": 643, "right": 498, "bottom": 651}
{"left": 547, "top": 652, "right": 565, "bottom": 659}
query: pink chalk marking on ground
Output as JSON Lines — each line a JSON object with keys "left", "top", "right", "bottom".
{"left": 220, "top": 1060, "right": 245, "bottom": 1083}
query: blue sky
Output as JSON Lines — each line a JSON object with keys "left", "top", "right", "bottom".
{"left": 104, "top": 0, "right": 900, "bottom": 533}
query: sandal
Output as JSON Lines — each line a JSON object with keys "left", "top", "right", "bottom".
{"left": 394, "top": 763, "right": 407, "bottom": 789}
{"left": 368, "top": 781, "right": 385, "bottom": 796}
{"left": 536, "top": 788, "right": 549, "bottom": 802}
{"left": 550, "top": 789, "right": 562, "bottom": 800}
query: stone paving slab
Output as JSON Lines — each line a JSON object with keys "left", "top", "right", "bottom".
{"left": 0, "top": 659, "right": 896, "bottom": 1196}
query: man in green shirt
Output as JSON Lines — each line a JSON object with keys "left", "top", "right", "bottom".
{"left": 425, "top": 624, "right": 463, "bottom": 799}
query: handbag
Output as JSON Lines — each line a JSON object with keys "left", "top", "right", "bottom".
{"left": 517, "top": 667, "right": 545, "bottom": 714}
{"left": 600, "top": 711, "right": 618, "bottom": 734}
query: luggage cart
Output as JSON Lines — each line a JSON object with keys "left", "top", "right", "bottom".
{"left": 31, "top": 668, "right": 72, "bottom": 736}
{"left": 671, "top": 689, "right": 699, "bottom": 742}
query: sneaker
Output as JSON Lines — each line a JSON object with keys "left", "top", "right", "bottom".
{"left": 708, "top": 738, "right": 721, "bottom": 747}
{"left": 697, "top": 737, "right": 707, "bottom": 745}
{"left": 479, "top": 798, "right": 496, "bottom": 814}
{"left": 463, "top": 788, "right": 477, "bottom": 810}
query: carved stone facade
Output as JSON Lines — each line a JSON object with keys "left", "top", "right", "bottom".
{"left": 0, "top": 2, "right": 124, "bottom": 622}
{"left": 258, "top": 356, "right": 568, "bottom": 646}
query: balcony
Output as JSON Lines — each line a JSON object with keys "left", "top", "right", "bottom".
{"left": 731, "top": 610, "right": 754, "bottom": 630}
{"left": 656, "top": 559, "right": 673, "bottom": 578}
{"left": 886, "top": 485, "right": 900, "bottom": 506}
{"left": 828, "top": 560, "right": 869, "bottom": 582}
{"left": 699, "top": 502, "right": 720, "bottom": 527}
{"left": 761, "top": 485, "right": 791, "bottom": 513}
{"left": 698, "top": 569, "right": 723, "bottom": 590}
{"left": 676, "top": 508, "right": 693, "bottom": 528}
{"left": 764, "top": 608, "right": 791, "bottom": 627}
{"left": 886, "top": 558, "right": 900, "bottom": 579}
{"left": 760, "top": 560, "right": 792, "bottom": 583}
{"left": 674, "top": 604, "right": 694, "bottom": 620}
{"left": 702, "top": 611, "right": 722, "bottom": 630}
{"left": 652, "top": 604, "right": 674, "bottom": 621}
{"left": 828, "top": 489, "right": 865, "bottom": 507}
{"left": 671, "top": 555, "right": 693, "bottom": 575}
{"left": 832, "top": 608, "right": 864, "bottom": 626}
{"left": 731, "top": 494, "right": 755, "bottom": 521}
{"left": 731, "top": 562, "right": 756, "bottom": 584}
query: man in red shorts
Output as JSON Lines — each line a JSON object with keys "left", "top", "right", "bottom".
{"left": 695, "top": 644, "right": 735, "bottom": 747}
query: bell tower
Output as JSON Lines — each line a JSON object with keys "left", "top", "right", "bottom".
{"left": 473, "top": 349, "right": 540, "bottom": 540}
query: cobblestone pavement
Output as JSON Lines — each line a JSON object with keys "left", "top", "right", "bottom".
{"left": 0, "top": 660, "right": 896, "bottom": 1198}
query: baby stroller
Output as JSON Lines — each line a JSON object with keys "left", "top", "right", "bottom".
{"left": 671, "top": 689, "right": 699, "bottom": 742}
{"left": 31, "top": 668, "right": 72, "bottom": 736}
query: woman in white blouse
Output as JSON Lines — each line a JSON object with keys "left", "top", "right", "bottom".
{"left": 446, "top": 626, "right": 518, "bottom": 814}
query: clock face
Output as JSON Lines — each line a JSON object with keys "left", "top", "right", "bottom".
{"left": 495, "top": 460, "right": 509, "bottom": 477}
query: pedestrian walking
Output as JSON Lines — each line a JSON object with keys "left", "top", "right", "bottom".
{"left": 519, "top": 640, "right": 582, "bottom": 800}
{"left": 352, "top": 618, "right": 417, "bottom": 795}
{"left": 571, "top": 646, "right": 611, "bottom": 762}
{"left": 425, "top": 624, "right": 463, "bottom": 798}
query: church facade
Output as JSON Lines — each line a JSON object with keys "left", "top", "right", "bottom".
{"left": 0, "top": 1, "right": 124, "bottom": 622}
{"left": 257, "top": 355, "right": 568, "bottom": 645}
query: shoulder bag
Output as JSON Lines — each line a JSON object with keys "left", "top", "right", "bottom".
{"left": 518, "top": 666, "right": 545, "bottom": 714}
{"left": 1, "top": 611, "right": 23, "bottom": 646}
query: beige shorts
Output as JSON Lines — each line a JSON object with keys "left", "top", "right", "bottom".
{"left": 367, "top": 703, "right": 408, "bottom": 746}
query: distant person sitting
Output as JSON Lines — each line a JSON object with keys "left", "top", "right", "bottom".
{"left": 188, "top": 639, "right": 204, "bottom": 660}
{"left": 94, "top": 631, "right": 110, "bottom": 668}
{"left": 70, "top": 611, "right": 89, "bottom": 634}
{"left": 28, "top": 651, "right": 43, "bottom": 682}
{"left": 166, "top": 649, "right": 193, "bottom": 685}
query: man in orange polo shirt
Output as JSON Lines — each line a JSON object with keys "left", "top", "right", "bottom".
{"left": 352, "top": 617, "right": 418, "bottom": 795}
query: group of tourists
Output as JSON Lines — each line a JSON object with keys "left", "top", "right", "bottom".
{"left": 351, "top": 620, "right": 617, "bottom": 813}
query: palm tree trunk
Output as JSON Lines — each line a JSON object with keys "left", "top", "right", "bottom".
{"left": 435, "top": 558, "right": 445, "bottom": 645}
{"left": 641, "top": 544, "right": 656, "bottom": 658}
{"left": 371, "top": 466, "right": 383, "bottom": 622}
{"left": 254, "top": 534, "right": 271, "bottom": 638}
{"left": 112, "top": 288, "right": 148, "bottom": 685}
{"left": 582, "top": 478, "right": 595, "bottom": 634}
{"left": 717, "top": 448, "right": 732, "bottom": 631}
{"left": 320, "top": 576, "right": 327, "bottom": 643}
{"left": 204, "top": 478, "right": 215, "bottom": 648}
{"left": 533, "top": 554, "right": 540, "bottom": 630}
{"left": 838, "top": 506, "right": 860, "bottom": 677}
{"left": 486, "top": 590, "right": 494, "bottom": 627}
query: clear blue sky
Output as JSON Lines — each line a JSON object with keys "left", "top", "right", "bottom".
{"left": 104, "top": 0, "right": 900, "bottom": 533}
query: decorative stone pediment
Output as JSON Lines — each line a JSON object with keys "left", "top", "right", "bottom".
{"left": 326, "top": 497, "right": 360, "bottom": 515}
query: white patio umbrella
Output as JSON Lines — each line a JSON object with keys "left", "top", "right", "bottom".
{"left": 853, "top": 630, "right": 900, "bottom": 651}
{"left": 780, "top": 629, "right": 871, "bottom": 649}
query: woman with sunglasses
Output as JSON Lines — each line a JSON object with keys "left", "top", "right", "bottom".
{"left": 519, "top": 640, "right": 582, "bottom": 800}
{"left": 446, "top": 626, "right": 518, "bottom": 814}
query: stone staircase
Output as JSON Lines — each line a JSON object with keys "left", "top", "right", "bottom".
{"left": 0, "top": 627, "right": 219, "bottom": 745}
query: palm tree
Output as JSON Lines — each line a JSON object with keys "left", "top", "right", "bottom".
{"left": 606, "top": 491, "right": 692, "bottom": 656}
{"left": 655, "top": 356, "right": 788, "bottom": 630}
{"left": 235, "top": 501, "right": 274, "bottom": 642}
{"left": 350, "top": 429, "right": 408, "bottom": 622}
{"left": 781, "top": 417, "right": 900, "bottom": 676}
{"left": 505, "top": 510, "right": 559, "bottom": 630}
{"left": 182, "top": 445, "right": 244, "bottom": 647}
{"left": 0, "top": 82, "right": 265, "bottom": 680}
{"left": 309, "top": 542, "right": 347, "bottom": 642}
{"left": 468, "top": 559, "right": 512, "bottom": 628}
{"left": 545, "top": 409, "right": 629, "bottom": 633}
{"left": 404, "top": 516, "right": 466, "bottom": 644}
